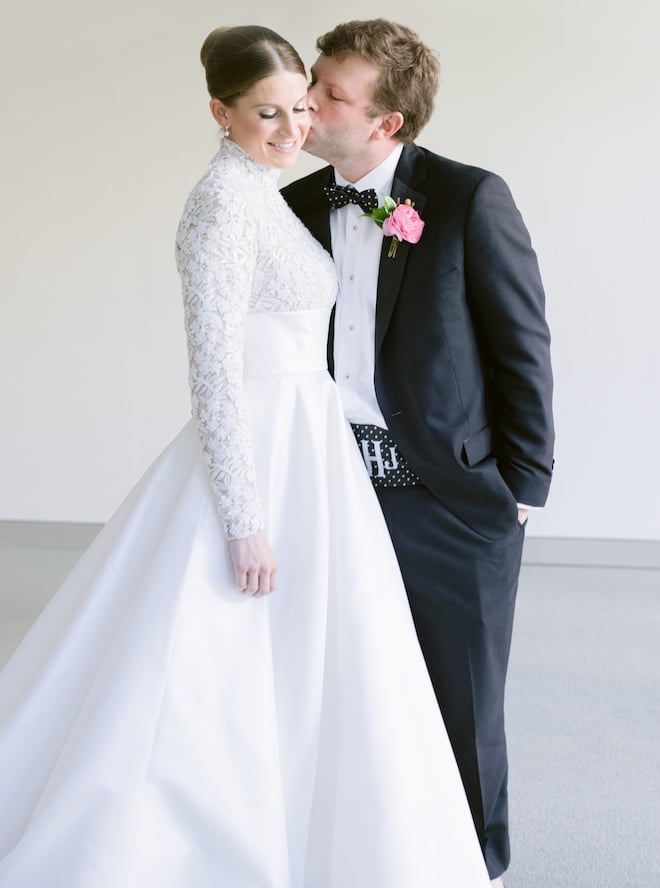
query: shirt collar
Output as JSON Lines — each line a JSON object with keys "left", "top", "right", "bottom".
{"left": 334, "top": 143, "right": 404, "bottom": 199}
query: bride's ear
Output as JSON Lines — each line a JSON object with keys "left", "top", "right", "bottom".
{"left": 210, "top": 98, "right": 230, "bottom": 128}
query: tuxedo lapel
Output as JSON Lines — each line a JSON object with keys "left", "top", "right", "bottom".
{"left": 310, "top": 168, "right": 335, "bottom": 373}
{"left": 305, "top": 168, "right": 334, "bottom": 256}
{"left": 374, "top": 145, "right": 428, "bottom": 357}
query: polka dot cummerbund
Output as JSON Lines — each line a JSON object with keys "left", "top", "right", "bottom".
{"left": 350, "top": 424, "right": 423, "bottom": 488}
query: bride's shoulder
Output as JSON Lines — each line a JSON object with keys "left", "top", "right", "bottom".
{"left": 179, "top": 167, "right": 249, "bottom": 236}
{"left": 190, "top": 147, "right": 276, "bottom": 214}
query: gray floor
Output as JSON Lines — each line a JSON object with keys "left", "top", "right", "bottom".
{"left": 1, "top": 524, "right": 659, "bottom": 886}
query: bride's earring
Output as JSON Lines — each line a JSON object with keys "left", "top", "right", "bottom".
{"left": 224, "top": 123, "right": 231, "bottom": 139}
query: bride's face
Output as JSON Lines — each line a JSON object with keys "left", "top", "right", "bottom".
{"left": 211, "top": 71, "right": 310, "bottom": 169}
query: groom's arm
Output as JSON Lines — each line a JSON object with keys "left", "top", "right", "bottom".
{"left": 465, "top": 172, "right": 554, "bottom": 507}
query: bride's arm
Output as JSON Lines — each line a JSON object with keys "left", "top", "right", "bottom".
{"left": 175, "top": 172, "right": 276, "bottom": 594}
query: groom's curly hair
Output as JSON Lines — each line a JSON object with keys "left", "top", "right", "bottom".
{"left": 316, "top": 19, "right": 440, "bottom": 143}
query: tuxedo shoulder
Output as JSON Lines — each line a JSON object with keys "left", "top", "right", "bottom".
{"left": 404, "top": 145, "right": 518, "bottom": 211}
{"left": 413, "top": 144, "right": 502, "bottom": 187}
{"left": 280, "top": 165, "right": 331, "bottom": 208}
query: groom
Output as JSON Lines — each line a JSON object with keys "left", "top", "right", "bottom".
{"left": 282, "top": 18, "right": 554, "bottom": 884}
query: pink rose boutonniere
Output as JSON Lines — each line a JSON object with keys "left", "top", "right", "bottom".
{"left": 363, "top": 195, "right": 424, "bottom": 258}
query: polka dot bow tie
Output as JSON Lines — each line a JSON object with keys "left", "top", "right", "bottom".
{"left": 323, "top": 184, "right": 379, "bottom": 212}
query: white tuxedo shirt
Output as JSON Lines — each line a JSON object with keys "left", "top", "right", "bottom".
{"left": 330, "top": 145, "right": 404, "bottom": 429}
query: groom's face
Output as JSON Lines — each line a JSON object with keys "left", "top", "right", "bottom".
{"left": 304, "top": 53, "right": 382, "bottom": 170}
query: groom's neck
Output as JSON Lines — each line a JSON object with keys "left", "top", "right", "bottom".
{"left": 333, "top": 141, "right": 402, "bottom": 185}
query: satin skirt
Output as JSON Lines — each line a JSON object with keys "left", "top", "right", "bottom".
{"left": 0, "top": 309, "right": 489, "bottom": 887}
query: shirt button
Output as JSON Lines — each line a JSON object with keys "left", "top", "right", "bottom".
{"left": 344, "top": 373, "right": 350, "bottom": 379}
{"left": 353, "top": 224, "right": 359, "bottom": 231}
{"left": 348, "top": 274, "right": 354, "bottom": 281}
{"left": 348, "top": 325, "right": 355, "bottom": 331}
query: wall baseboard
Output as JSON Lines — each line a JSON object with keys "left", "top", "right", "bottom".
{"left": 1, "top": 522, "right": 659, "bottom": 570}
{"left": 522, "top": 536, "right": 660, "bottom": 569}
{"left": 0, "top": 521, "right": 102, "bottom": 549}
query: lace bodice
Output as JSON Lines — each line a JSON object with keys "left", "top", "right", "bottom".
{"left": 176, "top": 139, "right": 337, "bottom": 539}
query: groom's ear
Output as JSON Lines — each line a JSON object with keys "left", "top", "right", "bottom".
{"left": 372, "top": 111, "right": 405, "bottom": 141}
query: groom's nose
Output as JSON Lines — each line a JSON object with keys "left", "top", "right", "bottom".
{"left": 306, "top": 84, "right": 319, "bottom": 112}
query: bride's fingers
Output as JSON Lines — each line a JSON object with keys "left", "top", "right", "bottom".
{"left": 228, "top": 534, "right": 277, "bottom": 597}
{"left": 254, "top": 567, "right": 276, "bottom": 597}
{"left": 239, "top": 567, "right": 255, "bottom": 596}
{"left": 234, "top": 565, "right": 248, "bottom": 591}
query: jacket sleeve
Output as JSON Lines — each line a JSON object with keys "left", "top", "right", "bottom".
{"left": 465, "top": 173, "right": 554, "bottom": 506}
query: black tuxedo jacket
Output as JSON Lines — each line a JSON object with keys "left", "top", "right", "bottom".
{"left": 282, "top": 144, "right": 554, "bottom": 540}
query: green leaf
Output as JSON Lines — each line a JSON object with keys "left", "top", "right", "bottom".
{"left": 360, "top": 209, "right": 387, "bottom": 228}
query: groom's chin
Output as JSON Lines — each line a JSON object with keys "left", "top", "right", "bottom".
{"left": 301, "top": 132, "right": 323, "bottom": 159}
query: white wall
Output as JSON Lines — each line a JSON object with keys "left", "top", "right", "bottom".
{"left": 1, "top": 0, "right": 659, "bottom": 540}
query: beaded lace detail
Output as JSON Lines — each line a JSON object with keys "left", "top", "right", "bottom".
{"left": 176, "top": 139, "right": 336, "bottom": 539}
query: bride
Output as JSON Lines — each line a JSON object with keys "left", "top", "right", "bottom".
{"left": 0, "top": 25, "right": 490, "bottom": 887}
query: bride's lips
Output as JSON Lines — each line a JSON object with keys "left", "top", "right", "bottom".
{"left": 267, "top": 139, "right": 300, "bottom": 154}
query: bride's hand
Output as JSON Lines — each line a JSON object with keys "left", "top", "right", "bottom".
{"left": 228, "top": 532, "right": 278, "bottom": 597}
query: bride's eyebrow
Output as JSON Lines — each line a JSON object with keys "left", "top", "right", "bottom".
{"left": 250, "top": 98, "right": 308, "bottom": 109}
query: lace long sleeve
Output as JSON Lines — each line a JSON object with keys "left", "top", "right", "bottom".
{"left": 176, "top": 172, "right": 264, "bottom": 540}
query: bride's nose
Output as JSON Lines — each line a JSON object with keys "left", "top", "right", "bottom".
{"left": 278, "top": 114, "right": 297, "bottom": 135}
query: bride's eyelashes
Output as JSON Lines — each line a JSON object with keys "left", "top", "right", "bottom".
{"left": 258, "top": 106, "right": 308, "bottom": 120}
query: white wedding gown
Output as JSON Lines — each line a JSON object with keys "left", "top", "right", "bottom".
{"left": 0, "top": 140, "right": 490, "bottom": 887}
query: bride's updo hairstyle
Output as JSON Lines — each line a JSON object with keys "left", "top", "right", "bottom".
{"left": 200, "top": 25, "right": 306, "bottom": 104}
